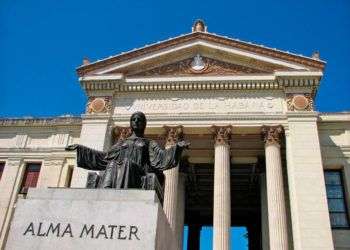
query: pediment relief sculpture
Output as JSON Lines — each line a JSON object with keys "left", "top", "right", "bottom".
{"left": 127, "top": 55, "right": 287, "bottom": 77}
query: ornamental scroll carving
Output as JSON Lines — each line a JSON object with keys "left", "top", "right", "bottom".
{"left": 86, "top": 96, "right": 112, "bottom": 114}
{"left": 112, "top": 126, "right": 132, "bottom": 143}
{"left": 211, "top": 126, "right": 232, "bottom": 145}
{"left": 163, "top": 126, "right": 184, "bottom": 147}
{"left": 129, "top": 57, "right": 268, "bottom": 77}
{"left": 44, "top": 159, "right": 65, "bottom": 168}
{"left": 286, "top": 94, "right": 314, "bottom": 111}
{"left": 261, "top": 125, "right": 284, "bottom": 146}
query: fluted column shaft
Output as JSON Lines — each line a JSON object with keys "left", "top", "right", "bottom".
{"left": 175, "top": 173, "right": 186, "bottom": 249}
{"left": 163, "top": 166, "right": 179, "bottom": 230}
{"left": 163, "top": 126, "right": 184, "bottom": 242}
{"left": 212, "top": 126, "right": 232, "bottom": 250}
{"left": 261, "top": 126, "right": 289, "bottom": 250}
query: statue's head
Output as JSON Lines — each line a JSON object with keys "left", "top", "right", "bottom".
{"left": 130, "top": 111, "right": 147, "bottom": 136}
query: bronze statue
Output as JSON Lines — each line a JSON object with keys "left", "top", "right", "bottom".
{"left": 66, "top": 112, "right": 189, "bottom": 189}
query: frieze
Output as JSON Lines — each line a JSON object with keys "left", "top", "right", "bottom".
{"left": 114, "top": 91, "right": 284, "bottom": 115}
{"left": 129, "top": 56, "right": 269, "bottom": 77}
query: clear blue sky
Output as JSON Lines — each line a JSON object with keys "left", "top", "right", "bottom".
{"left": 1, "top": 0, "right": 349, "bottom": 118}
{"left": 1, "top": 0, "right": 349, "bottom": 249}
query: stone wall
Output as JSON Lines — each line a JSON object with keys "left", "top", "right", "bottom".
{"left": 0, "top": 117, "right": 81, "bottom": 249}
{"left": 318, "top": 113, "right": 350, "bottom": 250}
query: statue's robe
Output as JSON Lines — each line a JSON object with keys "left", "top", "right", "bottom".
{"left": 75, "top": 135, "right": 182, "bottom": 189}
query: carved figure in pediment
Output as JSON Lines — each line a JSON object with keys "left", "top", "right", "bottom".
{"left": 129, "top": 56, "right": 270, "bottom": 77}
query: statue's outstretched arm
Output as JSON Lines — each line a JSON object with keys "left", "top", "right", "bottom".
{"left": 149, "top": 140, "right": 189, "bottom": 171}
{"left": 65, "top": 144, "right": 107, "bottom": 171}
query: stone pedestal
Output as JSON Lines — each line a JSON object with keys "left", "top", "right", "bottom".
{"left": 6, "top": 188, "right": 175, "bottom": 250}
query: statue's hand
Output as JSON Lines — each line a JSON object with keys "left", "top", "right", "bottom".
{"left": 177, "top": 141, "right": 190, "bottom": 149}
{"left": 65, "top": 144, "right": 79, "bottom": 151}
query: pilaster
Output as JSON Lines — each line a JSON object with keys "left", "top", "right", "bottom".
{"left": 70, "top": 115, "right": 111, "bottom": 187}
{"left": 0, "top": 158, "right": 24, "bottom": 249}
{"left": 286, "top": 113, "right": 334, "bottom": 249}
{"left": 37, "top": 158, "right": 66, "bottom": 188}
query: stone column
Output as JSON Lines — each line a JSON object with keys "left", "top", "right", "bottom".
{"left": 261, "top": 126, "right": 288, "bottom": 250}
{"left": 163, "top": 126, "right": 183, "bottom": 234}
{"left": 211, "top": 126, "right": 232, "bottom": 250}
{"left": 286, "top": 114, "right": 334, "bottom": 249}
{"left": 260, "top": 173, "right": 269, "bottom": 250}
{"left": 175, "top": 172, "right": 186, "bottom": 249}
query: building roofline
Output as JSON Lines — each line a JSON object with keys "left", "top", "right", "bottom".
{"left": 76, "top": 31, "right": 325, "bottom": 76}
{"left": 319, "top": 112, "right": 350, "bottom": 122}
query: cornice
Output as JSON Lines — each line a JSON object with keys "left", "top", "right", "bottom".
{"left": 0, "top": 117, "right": 82, "bottom": 127}
{"left": 318, "top": 113, "right": 350, "bottom": 122}
{"left": 80, "top": 75, "right": 321, "bottom": 92}
{"left": 76, "top": 32, "right": 325, "bottom": 76}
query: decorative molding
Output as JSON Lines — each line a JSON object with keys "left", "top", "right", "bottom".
{"left": 0, "top": 117, "right": 82, "bottom": 127}
{"left": 44, "top": 158, "right": 65, "bottom": 167}
{"left": 77, "top": 32, "right": 324, "bottom": 76}
{"left": 129, "top": 56, "right": 270, "bottom": 77}
{"left": 286, "top": 93, "right": 314, "bottom": 111}
{"left": 86, "top": 96, "right": 112, "bottom": 114}
{"left": 261, "top": 125, "right": 284, "bottom": 146}
{"left": 114, "top": 91, "right": 284, "bottom": 115}
{"left": 6, "top": 158, "right": 22, "bottom": 167}
{"left": 210, "top": 126, "right": 232, "bottom": 145}
{"left": 163, "top": 126, "right": 184, "bottom": 146}
{"left": 112, "top": 126, "right": 132, "bottom": 143}
{"left": 80, "top": 77, "right": 320, "bottom": 92}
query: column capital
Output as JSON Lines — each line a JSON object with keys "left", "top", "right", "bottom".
{"left": 211, "top": 125, "right": 232, "bottom": 146}
{"left": 163, "top": 125, "right": 184, "bottom": 147}
{"left": 112, "top": 126, "right": 132, "bottom": 143}
{"left": 261, "top": 125, "right": 284, "bottom": 146}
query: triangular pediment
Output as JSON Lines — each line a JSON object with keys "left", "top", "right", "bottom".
{"left": 127, "top": 56, "right": 282, "bottom": 77}
{"left": 77, "top": 32, "right": 324, "bottom": 77}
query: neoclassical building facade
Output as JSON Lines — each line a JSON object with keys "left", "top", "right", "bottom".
{"left": 0, "top": 21, "right": 349, "bottom": 250}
